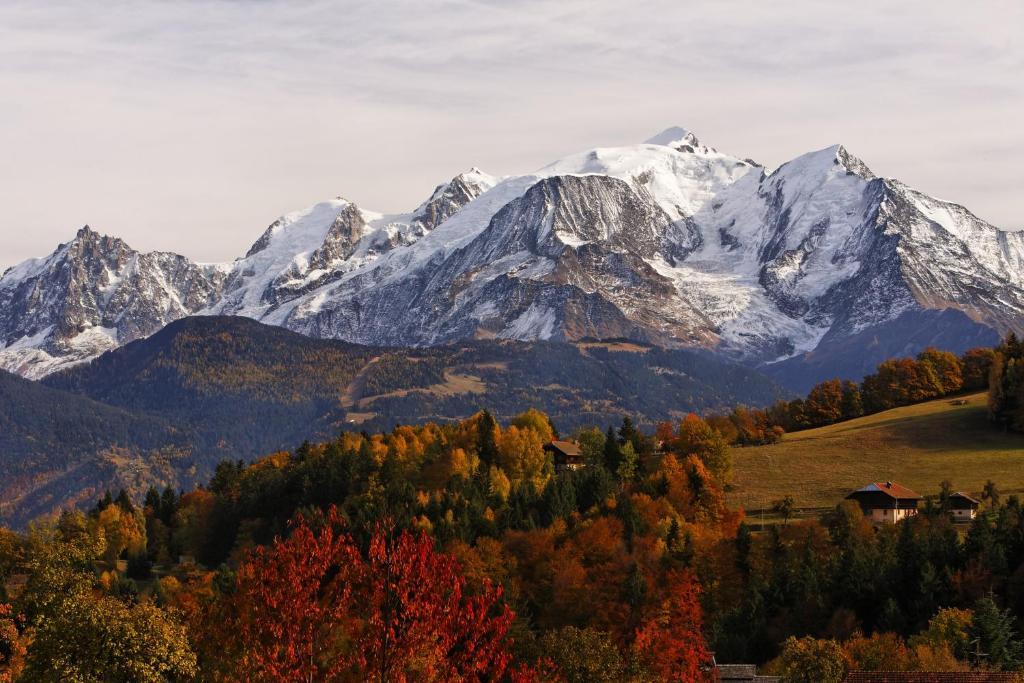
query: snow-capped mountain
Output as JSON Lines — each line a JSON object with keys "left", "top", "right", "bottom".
{"left": 0, "top": 227, "right": 227, "bottom": 378}
{"left": 2, "top": 127, "right": 1021, "bottom": 383}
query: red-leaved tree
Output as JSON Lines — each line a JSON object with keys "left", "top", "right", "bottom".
{"left": 226, "top": 508, "right": 363, "bottom": 682}
{"left": 632, "top": 570, "right": 712, "bottom": 682}
{"left": 355, "top": 528, "right": 515, "bottom": 681}
{"left": 212, "top": 509, "right": 518, "bottom": 682}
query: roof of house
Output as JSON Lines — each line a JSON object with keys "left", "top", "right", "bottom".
{"left": 847, "top": 481, "right": 922, "bottom": 501}
{"left": 545, "top": 440, "right": 582, "bottom": 457}
{"left": 715, "top": 664, "right": 780, "bottom": 681}
{"left": 716, "top": 664, "right": 756, "bottom": 677}
{"left": 949, "top": 492, "right": 982, "bottom": 506}
{"left": 844, "top": 672, "right": 1019, "bottom": 682}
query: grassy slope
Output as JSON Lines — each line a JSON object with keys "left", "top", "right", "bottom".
{"left": 728, "top": 392, "right": 1024, "bottom": 517}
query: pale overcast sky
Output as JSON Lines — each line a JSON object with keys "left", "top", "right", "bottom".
{"left": 1, "top": 0, "right": 1021, "bottom": 270}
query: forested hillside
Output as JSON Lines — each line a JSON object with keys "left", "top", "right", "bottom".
{"left": 0, "top": 370, "right": 189, "bottom": 526}
{"left": 3, "top": 407, "right": 1024, "bottom": 681}
{"left": 46, "top": 316, "right": 788, "bottom": 435}
{"left": 0, "top": 316, "right": 786, "bottom": 526}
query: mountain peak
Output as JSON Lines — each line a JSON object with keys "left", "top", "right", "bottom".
{"left": 834, "top": 145, "right": 875, "bottom": 179}
{"left": 644, "top": 126, "right": 704, "bottom": 149}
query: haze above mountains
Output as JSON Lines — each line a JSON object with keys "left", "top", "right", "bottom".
{"left": 0, "top": 127, "right": 1017, "bottom": 390}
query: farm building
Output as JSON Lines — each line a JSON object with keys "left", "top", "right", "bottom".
{"left": 948, "top": 492, "right": 981, "bottom": 521}
{"left": 544, "top": 440, "right": 585, "bottom": 472}
{"left": 846, "top": 481, "right": 922, "bottom": 524}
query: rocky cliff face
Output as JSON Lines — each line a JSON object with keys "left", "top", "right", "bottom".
{"left": 0, "top": 227, "right": 226, "bottom": 378}
{"left": 3, "top": 128, "right": 1022, "bottom": 383}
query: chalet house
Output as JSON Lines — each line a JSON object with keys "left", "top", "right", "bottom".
{"left": 544, "top": 440, "right": 585, "bottom": 472}
{"left": 846, "top": 481, "right": 922, "bottom": 524}
{"left": 949, "top": 492, "right": 981, "bottom": 522}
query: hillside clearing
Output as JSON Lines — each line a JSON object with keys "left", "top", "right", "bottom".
{"left": 728, "top": 392, "right": 1024, "bottom": 515}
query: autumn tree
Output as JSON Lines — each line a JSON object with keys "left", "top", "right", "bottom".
{"left": 804, "top": 379, "right": 844, "bottom": 426}
{"left": 0, "top": 604, "right": 25, "bottom": 683}
{"left": 862, "top": 358, "right": 944, "bottom": 412}
{"left": 93, "top": 502, "right": 146, "bottom": 565}
{"left": 632, "top": 570, "right": 712, "bottom": 681}
{"left": 961, "top": 347, "right": 996, "bottom": 391}
{"left": 770, "top": 636, "right": 848, "bottom": 683}
{"left": 357, "top": 528, "right": 514, "bottom": 682}
{"left": 840, "top": 380, "right": 864, "bottom": 420}
{"left": 497, "top": 425, "right": 549, "bottom": 490}
{"left": 537, "top": 626, "right": 629, "bottom": 683}
{"left": 574, "top": 427, "right": 606, "bottom": 467}
{"left": 18, "top": 516, "right": 195, "bottom": 682}
{"left": 843, "top": 631, "right": 911, "bottom": 672}
{"left": 616, "top": 442, "right": 639, "bottom": 482}
{"left": 23, "top": 594, "right": 197, "bottom": 682}
{"left": 675, "top": 414, "right": 732, "bottom": 486}
{"left": 908, "top": 607, "right": 973, "bottom": 661}
{"left": 213, "top": 510, "right": 516, "bottom": 682}
{"left": 511, "top": 408, "right": 555, "bottom": 444}
{"left": 917, "top": 347, "right": 963, "bottom": 395}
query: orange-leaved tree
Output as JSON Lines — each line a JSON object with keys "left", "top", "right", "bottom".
{"left": 632, "top": 569, "right": 712, "bottom": 682}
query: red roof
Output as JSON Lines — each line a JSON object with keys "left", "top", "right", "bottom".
{"left": 844, "top": 672, "right": 1018, "bottom": 682}
{"left": 848, "top": 481, "right": 922, "bottom": 501}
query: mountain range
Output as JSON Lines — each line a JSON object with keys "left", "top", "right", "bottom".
{"left": 0, "top": 127, "right": 1017, "bottom": 389}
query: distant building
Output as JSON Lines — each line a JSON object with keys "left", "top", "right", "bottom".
{"left": 716, "top": 663, "right": 780, "bottom": 682}
{"left": 846, "top": 481, "right": 922, "bottom": 524}
{"left": 948, "top": 492, "right": 981, "bottom": 522}
{"left": 544, "top": 440, "right": 585, "bottom": 472}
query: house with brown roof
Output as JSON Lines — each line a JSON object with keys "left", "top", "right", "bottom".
{"left": 948, "top": 492, "right": 981, "bottom": 522}
{"left": 846, "top": 481, "right": 922, "bottom": 524}
{"left": 544, "top": 440, "right": 585, "bottom": 472}
{"left": 715, "top": 663, "right": 780, "bottom": 682}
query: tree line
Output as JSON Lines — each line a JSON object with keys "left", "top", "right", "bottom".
{"left": 700, "top": 345, "right": 997, "bottom": 447}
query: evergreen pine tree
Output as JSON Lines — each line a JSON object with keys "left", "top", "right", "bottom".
{"left": 114, "top": 489, "right": 135, "bottom": 514}
{"left": 477, "top": 410, "right": 499, "bottom": 466}
{"left": 624, "top": 562, "right": 646, "bottom": 609}
{"left": 603, "top": 426, "right": 622, "bottom": 473}
{"left": 970, "top": 595, "right": 1024, "bottom": 670}
{"left": 143, "top": 487, "right": 161, "bottom": 513}
{"left": 736, "top": 522, "right": 752, "bottom": 574}
{"left": 159, "top": 487, "right": 178, "bottom": 525}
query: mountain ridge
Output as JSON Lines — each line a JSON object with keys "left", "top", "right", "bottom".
{"left": 2, "top": 127, "right": 1021, "bottom": 384}
{"left": 0, "top": 314, "right": 788, "bottom": 526}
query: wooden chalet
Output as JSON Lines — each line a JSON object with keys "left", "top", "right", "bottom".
{"left": 544, "top": 440, "right": 585, "bottom": 472}
{"left": 949, "top": 492, "right": 981, "bottom": 522}
{"left": 846, "top": 481, "right": 922, "bottom": 524}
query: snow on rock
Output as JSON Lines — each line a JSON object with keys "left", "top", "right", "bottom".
{"left": 4, "top": 127, "right": 1024, "bottom": 378}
